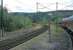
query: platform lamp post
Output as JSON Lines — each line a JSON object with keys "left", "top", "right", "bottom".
{"left": 48, "top": 13, "right": 53, "bottom": 42}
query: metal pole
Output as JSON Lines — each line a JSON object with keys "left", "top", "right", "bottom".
{"left": 56, "top": 2, "right": 58, "bottom": 11}
{"left": 48, "top": 13, "right": 52, "bottom": 42}
{"left": 36, "top": 2, "right": 38, "bottom": 13}
{"left": 36, "top": 2, "right": 39, "bottom": 22}
{"left": 1, "top": 0, "right": 4, "bottom": 40}
{"left": 55, "top": 2, "right": 58, "bottom": 32}
{"left": 48, "top": 19, "right": 52, "bottom": 42}
{"left": 36, "top": 2, "right": 53, "bottom": 42}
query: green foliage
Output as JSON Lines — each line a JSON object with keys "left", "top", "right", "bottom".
{"left": 39, "top": 16, "right": 48, "bottom": 25}
{"left": 0, "top": 7, "right": 8, "bottom": 29}
{"left": 0, "top": 6, "right": 32, "bottom": 32}
{"left": 52, "top": 16, "right": 63, "bottom": 23}
{"left": 24, "top": 17, "right": 32, "bottom": 28}
{"left": 5, "top": 16, "right": 32, "bottom": 31}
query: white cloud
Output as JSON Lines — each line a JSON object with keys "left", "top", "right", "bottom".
{"left": 3, "top": 0, "right": 73, "bottom": 12}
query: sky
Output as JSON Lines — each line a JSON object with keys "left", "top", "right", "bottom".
{"left": 1, "top": 0, "right": 73, "bottom": 12}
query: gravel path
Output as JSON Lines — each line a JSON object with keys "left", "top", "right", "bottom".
{"left": 0, "top": 26, "right": 42, "bottom": 41}
{"left": 10, "top": 31, "right": 72, "bottom": 50}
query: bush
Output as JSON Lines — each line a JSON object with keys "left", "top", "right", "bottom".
{"left": 5, "top": 16, "right": 32, "bottom": 31}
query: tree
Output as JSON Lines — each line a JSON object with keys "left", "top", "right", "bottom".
{"left": 0, "top": 6, "right": 8, "bottom": 30}
{"left": 0, "top": 6, "right": 32, "bottom": 32}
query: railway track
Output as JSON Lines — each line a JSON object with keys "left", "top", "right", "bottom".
{"left": 0, "top": 25, "right": 48, "bottom": 50}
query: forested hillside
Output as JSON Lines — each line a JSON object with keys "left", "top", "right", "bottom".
{"left": 9, "top": 10, "right": 73, "bottom": 23}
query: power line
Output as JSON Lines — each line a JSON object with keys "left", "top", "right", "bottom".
{"left": 37, "top": 3, "right": 52, "bottom": 10}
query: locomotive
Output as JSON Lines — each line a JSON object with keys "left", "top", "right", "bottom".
{"left": 60, "top": 15, "right": 73, "bottom": 30}
{"left": 60, "top": 15, "right": 73, "bottom": 47}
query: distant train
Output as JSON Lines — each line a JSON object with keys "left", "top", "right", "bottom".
{"left": 60, "top": 15, "right": 73, "bottom": 29}
{"left": 62, "top": 15, "right": 73, "bottom": 22}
